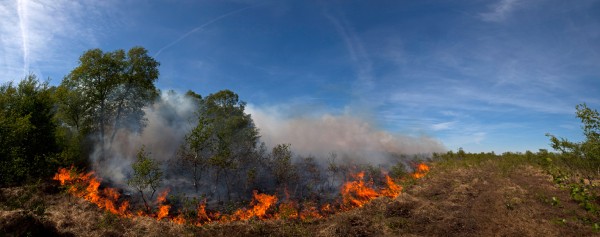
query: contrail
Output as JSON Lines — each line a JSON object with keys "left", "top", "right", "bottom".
{"left": 154, "top": 3, "right": 265, "bottom": 58}
{"left": 17, "top": 0, "right": 29, "bottom": 73}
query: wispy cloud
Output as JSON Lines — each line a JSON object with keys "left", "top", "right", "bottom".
{"left": 431, "top": 121, "right": 456, "bottom": 131}
{"left": 479, "top": 0, "right": 522, "bottom": 22}
{"left": 323, "top": 10, "right": 374, "bottom": 100}
{"left": 17, "top": 0, "right": 29, "bottom": 73}
{"left": 0, "top": 0, "right": 115, "bottom": 82}
{"left": 154, "top": 3, "right": 265, "bottom": 58}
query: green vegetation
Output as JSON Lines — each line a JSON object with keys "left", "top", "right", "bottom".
{"left": 128, "top": 146, "right": 163, "bottom": 212}
{"left": 0, "top": 75, "right": 60, "bottom": 185}
{"left": 547, "top": 103, "right": 600, "bottom": 174}
{"left": 58, "top": 46, "right": 160, "bottom": 162}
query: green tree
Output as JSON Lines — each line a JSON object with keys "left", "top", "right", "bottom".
{"left": 0, "top": 75, "right": 58, "bottom": 185}
{"left": 60, "top": 47, "right": 159, "bottom": 161}
{"left": 128, "top": 146, "right": 163, "bottom": 212}
{"left": 178, "top": 90, "right": 259, "bottom": 201}
{"left": 547, "top": 103, "right": 600, "bottom": 172}
{"left": 270, "top": 144, "right": 297, "bottom": 192}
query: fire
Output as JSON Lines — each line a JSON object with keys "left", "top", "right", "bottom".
{"left": 196, "top": 202, "right": 211, "bottom": 223}
{"left": 341, "top": 172, "right": 379, "bottom": 208}
{"left": 156, "top": 189, "right": 170, "bottom": 220}
{"left": 381, "top": 175, "right": 403, "bottom": 198}
{"left": 53, "top": 167, "right": 72, "bottom": 185}
{"left": 412, "top": 163, "right": 430, "bottom": 179}
{"left": 53, "top": 167, "right": 131, "bottom": 217}
{"left": 172, "top": 214, "right": 186, "bottom": 224}
{"left": 298, "top": 202, "right": 322, "bottom": 220}
{"left": 232, "top": 190, "right": 278, "bottom": 221}
{"left": 157, "top": 205, "right": 170, "bottom": 220}
{"left": 52, "top": 163, "right": 425, "bottom": 226}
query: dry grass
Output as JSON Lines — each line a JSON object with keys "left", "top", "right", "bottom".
{"left": 2, "top": 159, "right": 598, "bottom": 236}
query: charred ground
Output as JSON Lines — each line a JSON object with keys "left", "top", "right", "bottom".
{"left": 2, "top": 152, "right": 599, "bottom": 237}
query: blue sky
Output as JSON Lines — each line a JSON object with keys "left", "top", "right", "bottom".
{"left": 1, "top": 0, "right": 599, "bottom": 153}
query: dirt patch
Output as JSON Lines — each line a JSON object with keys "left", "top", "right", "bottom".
{"left": 383, "top": 162, "right": 597, "bottom": 236}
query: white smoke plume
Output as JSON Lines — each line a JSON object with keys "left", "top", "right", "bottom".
{"left": 247, "top": 104, "right": 446, "bottom": 165}
{"left": 91, "top": 92, "right": 446, "bottom": 189}
{"left": 91, "top": 91, "right": 197, "bottom": 186}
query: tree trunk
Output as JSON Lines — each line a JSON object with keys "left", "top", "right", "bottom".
{"left": 140, "top": 190, "right": 150, "bottom": 213}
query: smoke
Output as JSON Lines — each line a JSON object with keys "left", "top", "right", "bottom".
{"left": 91, "top": 91, "right": 197, "bottom": 187}
{"left": 88, "top": 92, "right": 446, "bottom": 195}
{"left": 247, "top": 104, "right": 446, "bottom": 165}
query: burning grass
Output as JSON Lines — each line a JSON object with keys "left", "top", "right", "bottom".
{"left": 5, "top": 155, "right": 600, "bottom": 236}
{"left": 51, "top": 163, "right": 429, "bottom": 226}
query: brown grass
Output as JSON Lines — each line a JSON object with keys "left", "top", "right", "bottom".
{"left": 2, "top": 160, "right": 598, "bottom": 236}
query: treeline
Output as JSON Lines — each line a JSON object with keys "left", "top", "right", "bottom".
{"left": 0, "top": 47, "right": 411, "bottom": 205}
{"left": 1, "top": 46, "right": 599, "bottom": 207}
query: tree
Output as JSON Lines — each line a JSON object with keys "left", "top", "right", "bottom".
{"left": 59, "top": 47, "right": 159, "bottom": 161}
{"left": 547, "top": 103, "right": 600, "bottom": 172}
{"left": 178, "top": 90, "right": 259, "bottom": 201}
{"left": 128, "top": 146, "right": 163, "bottom": 212}
{"left": 270, "top": 144, "right": 297, "bottom": 193}
{"left": 0, "top": 75, "right": 58, "bottom": 185}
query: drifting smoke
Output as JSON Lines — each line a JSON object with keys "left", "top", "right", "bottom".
{"left": 89, "top": 92, "right": 445, "bottom": 192}
{"left": 247, "top": 105, "right": 446, "bottom": 164}
{"left": 91, "top": 91, "right": 197, "bottom": 186}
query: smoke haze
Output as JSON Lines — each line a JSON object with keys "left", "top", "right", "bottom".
{"left": 91, "top": 91, "right": 197, "bottom": 186}
{"left": 89, "top": 92, "right": 446, "bottom": 191}
{"left": 247, "top": 104, "right": 446, "bottom": 164}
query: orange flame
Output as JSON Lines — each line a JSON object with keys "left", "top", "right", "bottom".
{"left": 196, "top": 202, "right": 211, "bottom": 224}
{"left": 412, "top": 163, "right": 430, "bottom": 179}
{"left": 53, "top": 164, "right": 423, "bottom": 226}
{"left": 232, "top": 190, "right": 278, "bottom": 221}
{"left": 156, "top": 189, "right": 170, "bottom": 220}
{"left": 341, "top": 172, "right": 379, "bottom": 208}
{"left": 381, "top": 175, "right": 403, "bottom": 198}
{"left": 172, "top": 214, "right": 186, "bottom": 224}
{"left": 299, "top": 202, "right": 322, "bottom": 220}
{"left": 53, "top": 167, "right": 131, "bottom": 217}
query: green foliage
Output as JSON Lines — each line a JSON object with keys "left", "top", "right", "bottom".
{"left": 59, "top": 47, "right": 160, "bottom": 161}
{"left": 569, "top": 183, "right": 599, "bottom": 213}
{"left": 547, "top": 103, "right": 600, "bottom": 172}
{"left": 128, "top": 146, "right": 163, "bottom": 211}
{"left": 178, "top": 89, "right": 260, "bottom": 197}
{"left": 389, "top": 162, "right": 407, "bottom": 179}
{"left": 271, "top": 144, "right": 298, "bottom": 190}
{"left": 0, "top": 75, "right": 59, "bottom": 185}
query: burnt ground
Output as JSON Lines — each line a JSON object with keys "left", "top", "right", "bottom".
{"left": 1, "top": 159, "right": 599, "bottom": 237}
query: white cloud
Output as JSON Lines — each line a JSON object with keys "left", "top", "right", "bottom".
{"left": 431, "top": 121, "right": 456, "bottom": 131}
{"left": 479, "top": 0, "right": 522, "bottom": 22}
{"left": 0, "top": 0, "right": 116, "bottom": 82}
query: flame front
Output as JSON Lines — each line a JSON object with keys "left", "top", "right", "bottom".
{"left": 232, "top": 190, "right": 278, "bottom": 221}
{"left": 156, "top": 189, "right": 170, "bottom": 220}
{"left": 381, "top": 175, "right": 403, "bottom": 198}
{"left": 412, "top": 163, "right": 430, "bottom": 179}
{"left": 53, "top": 163, "right": 423, "bottom": 226}
{"left": 341, "top": 172, "right": 379, "bottom": 208}
{"left": 53, "top": 167, "right": 131, "bottom": 217}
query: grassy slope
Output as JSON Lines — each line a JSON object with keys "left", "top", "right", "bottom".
{"left": 2, "top": 155, "right": 599, "bottom": 237}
